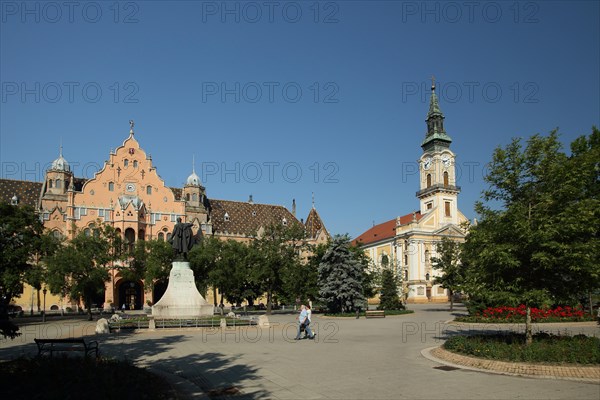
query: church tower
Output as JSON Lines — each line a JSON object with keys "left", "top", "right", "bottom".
{"left": 182, "top": 157, "right": 209, "bottom": 234}
{"left": 417, "top": 78, "right": 461, "bottom": 225}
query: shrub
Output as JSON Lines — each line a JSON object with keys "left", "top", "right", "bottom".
{"left": 444, "top": 333, "right": 600, "bottom": 364}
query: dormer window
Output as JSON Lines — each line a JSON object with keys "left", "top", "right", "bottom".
{"left": 224, "top": 212, "right": 230, "bottom": 222}
{"left": 10, "top": 194, "right": 18, "bottom": 206}
{"left": 282, "top": 217, "right": 287, "bottom": 226}
{"left": 252, "top": 211, "right": 257, "bottom": 217}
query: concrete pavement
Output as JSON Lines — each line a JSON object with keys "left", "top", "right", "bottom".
{"left": 1, "top": 304, "right": 599, "bottom": 399}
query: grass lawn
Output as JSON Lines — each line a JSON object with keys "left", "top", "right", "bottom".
{"left": 444, "top": 333, "right": 600, "bottom": 364}
{"left": 0, "top": 356, "right": 173, "bottom": 399}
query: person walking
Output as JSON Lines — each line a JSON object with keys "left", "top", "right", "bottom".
{"left": 304, "top": 304, "right": 315, "bottom": 339}
{"left": 294, "top": 305, "right": 308, "bottom": 340}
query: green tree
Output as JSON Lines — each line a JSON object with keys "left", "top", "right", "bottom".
{"left": 280, "top": 241, "right": 326, "bottom": 305}
{"left": 462, "top": 129, "right": 600, "bottom": 344}
{"left": 249, "top": 223, "right": 306, "bottom": 314}
{"left": 123, "top": 239, "right": 173, "bottom": 304}
{"left": 189, "top": 236, "right": 222, "bottom": 303}
{"left": 46, "top": 223, "right": 121, "bottom": 321}
{"left": 431, "top": 237, "right": 463, "bottom": 311}
{"left": 0, "top": 204, "right": 45, "bottom": 338}
{"left": 378, "top": 267, "right": 404, "bottom": 310}
{"left": 318, "top": 235, "right": 366, "bottom": 313}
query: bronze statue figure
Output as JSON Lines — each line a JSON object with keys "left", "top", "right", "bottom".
{"left": 169, "top": 217, "right": 195, "bottom": 260}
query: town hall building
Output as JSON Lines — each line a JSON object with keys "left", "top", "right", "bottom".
{"left": 354, "top": 81, "right": 469, "bottom": 303}
{"left": 1, "top": 123, "right": 329, "bottom": 312}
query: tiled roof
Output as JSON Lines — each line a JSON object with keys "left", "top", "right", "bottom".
{"left": 305, "top": 208, "right": 329, "bottom": 239}
{"left": 0, "top": 179, "right": 43, "bottom": 208}
{"left": 209, "top": 199, "right": 301, "bottom": 237}
{"left": 170, "top": 187, "right": 182, "bottom": 200}
{"left": 353, "top": 211, "right": 422, "bottom": 246}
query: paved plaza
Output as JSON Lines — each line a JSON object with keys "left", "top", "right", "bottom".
{"left": 1, "top": 304, "right": 599, "bottom": 399}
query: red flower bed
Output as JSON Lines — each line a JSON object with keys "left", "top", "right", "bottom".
{"left": 474, "top": 304, "right": 587, "bottom": 322}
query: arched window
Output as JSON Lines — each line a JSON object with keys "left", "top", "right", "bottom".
{"left": 125, "top": 228, "right": 135, "bottom": 254}
{"left": 109, "top": 182, "right": 114, "bottom": 191}
{"left": 192, "top": 193, "right": 198, "bottom": 201}
{"left": 138, "top": 229, "right": 145, "bottom": 241}
{"left": 146, "top": 186, "right": 152, "bottom": 195}
{"left": 52, "top": 230, "right": 62, "bottom": 239}
{"left": 158, "top": 232, "right": 164, "bottom": 241}
{"left": 133, "top": 160, "right": 138, "bottom": 168}
{"left": 186, "top": 193, "right": 190, "bottom": 201}
{"left": 48, "top": 180, "right": 53, "bottom": 189}
{"left": 426, "top": 174, "right": 432, "bottom": 188}
{"left": 443, "top": 171, "right": 449, "bottom": 186}
{"left": 166, "top": 233, "right": 172, "bottom": 241}
{"left": 84, "top": 228, "right": 91, "bottom": 237}
{"left": 124, "top": 159, "right": 129, "bottom": 167}
{"left": 55, "top": 179, "right": 62, "bottom": 189}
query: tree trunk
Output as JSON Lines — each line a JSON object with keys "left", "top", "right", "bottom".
{"left": 449, "top": 289, "right": 454, "bottom": 311}
{"left": 266, "top": 288, "right": 272, "bottom": 315}
{"left": 525, "top": 306, "right": 532, "bottom": 346}
{"left": 86, "top": 296, "right": 93, "bottom": 321}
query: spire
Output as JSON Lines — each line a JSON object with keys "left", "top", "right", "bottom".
{"left": 422, "top": 75, "right": 452, "bottom": 151}
{"left": 312, "top": 192, "right": 315, "bottom": 209}
{"left": 292, "top": 199, "right": 296, "bottom": 216}
{"left": 129, "top": 120, "right": 135, "bottom": 135}
{"left": 427, "top": 76, "right": 442, "bottom": 119}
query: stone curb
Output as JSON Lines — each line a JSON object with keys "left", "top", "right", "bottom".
{"left": 421, "top": 346, "right": 600, "bottom": 384}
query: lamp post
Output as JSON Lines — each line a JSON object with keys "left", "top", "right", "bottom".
{"left": 42, "top": 288, "right": 47, "bottom": 322}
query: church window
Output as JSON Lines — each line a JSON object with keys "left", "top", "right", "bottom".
{"left": 55, "top": 179, "right": 62, "bottom": 189}
{"left": 426, "top": 174, "right": 432, "bottom": 188}
{"left": 146, "top": 186, "right": 152, "bottom": 195}
{"left": 192, "top": 193, "right": 198, "bottom": 201}
{"left": 133, "top": 160, "right": 138, "bottom": 168}
{"left": 186, "top": 194, "right": 190, "bottom": 201}
{"left": 48, "top": 180, "right": 53, "bottom": 188}
{"left": 445, "top": 201, "right": 451, "bottom": 217}
{"left": 124, "top": 159, "right": 129, "bottom": 167}
{"left": 109, "top": 182, "right": 114, "bottom": 191}
{"left": 443, "top": 171, "right": 449, "bottom": 186}
{"left": 158, "top": 232, "right": 164, "bottom": 241}
{"left": 166, "top": 233, "right": 172, "bottom": 241}
{"left": 84, "top": 228, "right": 91, "bottom": 237}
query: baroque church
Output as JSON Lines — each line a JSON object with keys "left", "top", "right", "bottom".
{"left": 354, "top": 81, "right": 469, "bottom": 303}
{"left": 1, "top": 124, "right": 329, "bottom": 312}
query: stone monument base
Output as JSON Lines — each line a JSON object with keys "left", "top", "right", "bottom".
{"left": 152, "top": 261, "right": 214, "bottom": 318}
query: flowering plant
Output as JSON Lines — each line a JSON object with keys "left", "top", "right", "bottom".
{"left": 472, "top": 304, "right": 589, "bottom": 322}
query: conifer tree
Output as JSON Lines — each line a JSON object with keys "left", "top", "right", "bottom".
{"left": 318, "top": 235, "right": 366, "bottom": 313}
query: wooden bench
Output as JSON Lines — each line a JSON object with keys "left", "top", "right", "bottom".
{"left": 34, "top": 338, "right": 99, "bottom": 358}
{"left": 365, "top": 310, "right": 385, "bottom": 318}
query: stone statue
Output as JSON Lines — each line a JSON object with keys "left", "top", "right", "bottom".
{"left": 169, "top": 217, "right": 195, "bottom": 260}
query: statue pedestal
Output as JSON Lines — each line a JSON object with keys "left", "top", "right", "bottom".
{"left": 152, "top": 261, "right": 214, "bottom": 318}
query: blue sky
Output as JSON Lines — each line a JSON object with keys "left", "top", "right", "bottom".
{"left": 1, "top": 0, "right": 599, "bottom": 238}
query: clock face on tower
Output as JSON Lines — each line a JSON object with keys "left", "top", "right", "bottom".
{"left": 423, "top": 157, "right": 432, "bottom": 170}
{"left": 126, "top": 183, "right": 136, "bottom": 192}
{"left": 442, "top": 155, "right": 451, "bottom": 167}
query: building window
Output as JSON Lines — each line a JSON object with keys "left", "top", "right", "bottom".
{"left": 109, "top": 182, "right": 114, "bottom": 191}
{"left": 426, "top": 202, "right": 433, "bottom": 210}
{"left": 133, "top": 160, "right": 138, "bottom": 168}
{"left": 48, "top": 180, "right": 53, "bottom": 189}
{"left": 404, "top": 269, "right": 408, "bottom": 280}
{"left": 146, "top": 186, "right": 152, "bottom": 195}
{"left": 124, "top": 159, "right": 129, "bottom": 167}
{"left": 282, "top": 217, "right": 287, "bottom": 226}
{"left": 445, "top": 201, "right": 451, "bottom": 217}
{"left": 425, "top": 250, "right": 430, "bottom": 266}
{"left": 166, "top": 233, "right": 172, "bottom": 241}
{"left": 437, "top": 286, "right": 445, "bottom": 295}
{"left": 224, "top": 212, "right": 230, "bottom": 222}
{"left": 186, "top": 193, "right": 190, "bottom": 201}
{"left": 404, "top": 254, "right": 408, "bottom": 266}
{"left": 417, "top": 287, "right": 425, "bottom": 295}
{"left": 84, "top": 228, "right": 91, "bottom": 237}
{"left": 55, "top": 179, "right": 62, "bottom": 189}
{"left": 192, "top": 193, "right": 198, "bottom": 201}
{"left": 443, "top": 171, "right": 449, "bottom": 186}
{"left": 426, "top": 174, "right": 432, "bottom": 188}
{"left": 158, "top": 232, "right": 164, "bottom": 241}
